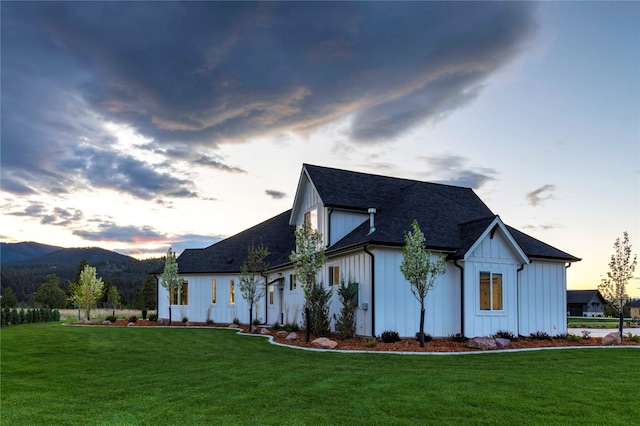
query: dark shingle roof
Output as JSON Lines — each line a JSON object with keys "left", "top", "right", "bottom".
{"left": 176, "top": 210, "right": 295, "bottom": 274}
{"left": 567, "top": 290, "right": 606, "bottom": 305}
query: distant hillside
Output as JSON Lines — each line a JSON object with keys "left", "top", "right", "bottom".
{"left": 0, "top": 242, "right": 163, "bottom": 304}
{"left": 1, "top": 242, "right": 62, "bottom": 265}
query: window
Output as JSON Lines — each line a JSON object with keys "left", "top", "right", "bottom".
{"left": 479, "top": 272, "right": 502, "bottom": 311}
{"left": 328, "top": 266, "right": 340, "bottom": 286}
{"left": 170, "top": 281, "right": 188, "bottom": 305}
{"left": 269, "top": 284, "right": 274, "bottom": 305}
{"left": 303, "top": 208, "right": 317, "bottom": 232}
{"left": 229, "top": 280, "right": 235, "bottom": 304}
{"left": 289, "top": 274, "right": 297, "bottom": 291}
{"left": 212, "top": 279, "right": 217, "bottom": 304}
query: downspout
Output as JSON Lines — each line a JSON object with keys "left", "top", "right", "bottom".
{"left": 453, "top": 260, "right": 464, "bottom": 337}
{"left": 326, "top": 208, "right": 334, "bottom": 248}
{"left": 363, "top": 245, "right": 375, "bottom": 337}
{"left": 516, "top": 264, "right": 525, "bottom": 337}
{"left": 264, "top": 274, "right": 268, "bottom": 325}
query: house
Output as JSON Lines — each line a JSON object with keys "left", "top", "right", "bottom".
{"left": 630, "top": 299, "right": 640, "bottom": 319}
{"left": 566, "top": 290, "right": 607, "bottom": 317}
{"left": 158, "top": 164, "right": 580, "bottom": 337}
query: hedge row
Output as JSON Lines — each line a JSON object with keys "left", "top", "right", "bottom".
{"left": 1, "top": 307, "right": 61, "bottom": 327}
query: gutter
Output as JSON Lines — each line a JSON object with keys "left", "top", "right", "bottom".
{"left": 453, "top": 260, "right": 464, "bottom": 337}
{"left": 363, "top": 245, "right": 375, "bottom": 337}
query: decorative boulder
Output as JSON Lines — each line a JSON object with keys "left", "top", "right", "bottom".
{"left": 468, "top": 337, "right": 497, "bottom": 350}
{"left": 127, "top": 322, "right": 136, "bottom": 327}
{"left": 602, "top": 332, "right": 622, "bottom": 346}
{"left": 102, "top": 320, "right": 112, "bottom": 326}
{"left": 311, "top": 337, "right": 338, "bottom": 349}
{"left": 228, "top": 324, "right": 240, "bottom": 329}
{"left": 286, "top": 332, "right": 299, "bottom": 341}
{"left": 495, "top": 338, "right": 511, "bottom": 349}
{"left": 276, "top": 330, "right": 289, "bottom": 339}
{"left": 158, "top": 318, "right": 170, "bottom": 326}
{"left": 260, "top": 328, "right": 272, "bottom": 335}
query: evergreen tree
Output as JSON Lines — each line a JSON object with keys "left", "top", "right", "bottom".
{"left": 1, "top": 287, "right": 18, "bottom": 308}
{"left": 35, "top": 274, "right": 67, "bottom": 308}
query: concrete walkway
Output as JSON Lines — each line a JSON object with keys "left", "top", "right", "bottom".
{"left": 568, "top": 327, "right": 639, "bottom": 337}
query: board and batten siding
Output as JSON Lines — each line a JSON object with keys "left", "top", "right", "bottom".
{"left": 329, "top": 210, "right": 368, "bottom": 246}
{"left": 518, "top": 261, "right": 567, "bottom": 336}
{"left": 373, "top": 247, "right": 460, "bottom": 338}
{"left": 463, "top": 231, "right": 521, "bottom": 337}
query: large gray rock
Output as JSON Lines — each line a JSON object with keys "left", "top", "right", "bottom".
{"left": 286, "top": 332, "right": 299, "bottom": 341}
{"left": 102, "top": 320, "right": 112, "bottom": 326}
{"left": 228, "top": 324, "right": 241, "bottom": 329}
{"left": 495, "top": 338, "right": 511, "bottom": 349}
{"left": 602, "top": 332, "right": 622, "bottom": 346}
{"left": 276, "top": 330, "right": 289, "bottom": 339}
{"left": 468, "top": 337, "right": 497, "bottom": 350}
{"left": 127, "top": 322, "right": 136, "bottom": 327}
{"left": 311, "top": 337, "right": 338, "bottom": 349}
{"left": 260, "top": 328, "right": 272, "bottom": 335}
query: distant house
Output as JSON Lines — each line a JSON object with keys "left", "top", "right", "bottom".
{"left": 630, "top": 299, "right": 640, "bottom": 319}
{"left": 158, "top": 164, "right": 580, "bottom": 337}
{"left": 566, "top": 290, "right": 606, "bottom": 317}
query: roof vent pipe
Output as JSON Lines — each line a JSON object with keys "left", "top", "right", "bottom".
{"left": 368, "top": 208, "right": 376, "bottom": 235}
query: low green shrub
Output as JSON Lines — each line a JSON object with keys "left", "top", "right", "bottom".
{"left": 233, "top": 317, "right": 240, "bottom": 325}
{"left": 271, "top": 321, "right": 283, "bottom": 330}
{"left": 182, "top": 317, "right": 189, "bottom": 323}
{"left": 494, "top": 330, "right": 517, "bottom": 341}
{"left": 128, "top": 315, "right": 138, "bottom": 323}
{"left": 553, "top": 333, "right": 569, "bottom": 340}
{"left": 252, "top": 318, "right": 261, "bottom": 326}
{"left": 148, "top": 312, "right": 158, "bottom": 321}
{"left": 529, "top": 331, "right": 551, "bottom": 340}
{"left": 566, "top": 334, "right": 583, "bottom": 342}
{"left": 205, "top": 319, "right": 214, "bottom": 325}
{"left": 626, "top": 332, "right": 640, "bottom": 342}
{"left": 283, "top": 322, "right": 299, "bottom": 332}
{"left": 415, "top": 332, "right": 433, "bottom": 343}
{"left": 364, "top": 338, "right": 378, "bottom": 348}
{"left": 381, "top": 330, "right": 401, "bottom": 343}
{"left": 105, "top": 315, "right": 117, "bottom": 323}
{"left": 581, "top": 330, "right": 591, "bottom": 340}
{"left": 449, "top": 333, "right": 469, "bottom": 343}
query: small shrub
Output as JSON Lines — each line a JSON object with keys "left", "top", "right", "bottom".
{"left": 581, "top": 330, "right": 591, "bottom": 340}
{"left": 271, "top": 321, "right": 283, "bottom": 331}
{"left": 182, "top": 316, "right": 189, "bottom": 323}
{"left": 284, "top": 322, "right": 299, "bottom": 332}
{"left": 553, "top": 333, "right": 569, "bottom": 340}
{"left": 381, "top": 330, "right": 401, "bottom": 343}
{"left": 233, "top": 317, "right": 240, "bottom": 325}
{"left": 449, "top": 333, "right": 469, "bottom": 343}
{"left": 566, "top": 334, "right": 583, "bottom": 342}
{"left": 105, "top": 315, "right": 117, "bottom": 323}
{"left": 205, "top": 319, "right": 214, "bottom": 325}
{"left": 529, "top": 331, "right": 551, "bottom": 340}
{"left": 364, "top": 338, "right": 378, "bottom": 348}
{"left": 626, "top": 332, "right": 640, "bottom": 342}
{"left": 148, "top": 312, "right": 158, "bottom": 321}
{"left": 415, "top": 332, "right": 433, "bottom": 343}
{"left": 128, "top": 315, "right": 138, "bottom": 323}
{"left": 252, "top": 318, "right": 261, "bottom": 326}
{"left": 493, "top": 330, "right": 517, "bottom": 341}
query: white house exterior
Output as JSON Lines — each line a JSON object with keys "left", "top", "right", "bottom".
{"left": 157, "top": 164, "right": 580, "bottom": 338}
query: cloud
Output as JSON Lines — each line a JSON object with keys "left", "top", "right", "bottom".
{"left": 526, "top": 184, "right": 557, "bottom": 206}
{"left": 265, "top": 190, "right": 287, "bottom": 200}
{"left": 424, "top": 155, "right": 497, "bottom": 189}
{"left": 1, "top": 2, "right": 536, "bottom": 196}
{"left": 521, "top": 224, "right": 558, "bottom": 232}
{"left": 73, "top": 222, "right": 167, "bottom": 244}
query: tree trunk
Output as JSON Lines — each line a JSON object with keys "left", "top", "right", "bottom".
{"left": 168, "top": 305, "right": 172, "bottom": 325}
{"left": 619, "top": 310, "right": 624, "bottom": 339}
{"left": 249, "top": 305, "right": 253, "bottom": 333}
{"left": 419, "top": 304, "right": 425, "bottom": 348}
{"left": 305, "top": 305, "right": 311, "bottom": 342}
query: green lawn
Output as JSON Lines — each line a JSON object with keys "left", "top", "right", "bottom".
{"left": 2, "top": 323, "right": 639, "bottom": 425}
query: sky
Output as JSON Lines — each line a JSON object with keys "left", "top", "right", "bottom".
{"left": 1, "top": 2, "right": 639, "bottom": 297}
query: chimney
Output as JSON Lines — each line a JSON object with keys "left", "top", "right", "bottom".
{"left": 368, "top": 208, "right": 376, "bottom": 235}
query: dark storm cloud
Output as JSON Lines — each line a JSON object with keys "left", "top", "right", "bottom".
{"left": 1, "top": 2, "right": 535, "bottom": 195}
{"left": 265, "top": 190, "right": 287, "bottom": 200}
{"left": 7, "top": 203, "right": 84, "bottom": 226}
{"left": 424, "top": 155, "right": 497, "bottom": 189}
{"left": 61, "top": 145, "right": 198, "bottom": 200}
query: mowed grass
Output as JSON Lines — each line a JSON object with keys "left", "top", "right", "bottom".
{"left": 2, "top": 324, "right": 639, "bottom": 425}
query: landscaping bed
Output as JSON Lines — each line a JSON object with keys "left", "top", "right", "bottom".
{"left": 78, "top": 320, "right": 640, "bottom": 352}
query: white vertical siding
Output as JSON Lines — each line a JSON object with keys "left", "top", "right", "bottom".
{"left": 373, "top": 248, "right": 460, "bottom": 338}
{"left": 518, "top": 261, "right": 567, "bottom": 336}
{"left": 464, "top": 232, "right": 520, "bottom": 337}
{"left": 329, "top": 211, "right": 368, "bottom": 246}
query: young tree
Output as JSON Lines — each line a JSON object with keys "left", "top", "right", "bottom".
{"left": 289, "top": 221, "right": 328, "bottom": 340}
{"left": 160, "top": 247, "right": 183, "bottom": 324}
{"left": 69, "top": 264, "right": 105, "bottom": 321}
{"left": 239, "top": 243, "right": 270, "bottom": 331}
{"left": 598, "top": 232, "right": 637, "bottom": 338}
{"left": 334, "top": 276, "right": 359, "bottom": 339}
{"left": 400, "top": 220, "right": 446, "bottom": 347}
